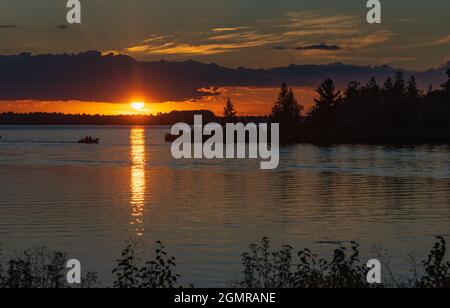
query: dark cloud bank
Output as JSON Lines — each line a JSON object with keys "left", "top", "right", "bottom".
{"left": 0, "top": 25, "right": 19, "bottom": 29}
{"left": 0, "top": 51, "right": 448, "bottom": 103}
{"left": 296, "top": 44, "right": 342, "bottom": 51}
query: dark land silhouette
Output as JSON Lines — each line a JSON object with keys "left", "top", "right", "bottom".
{"left": 212, "top": 69, "right": 450, "bottom": 144}
{"left": 0, "top": 110, "right": 217, "bottom": 126}
{"left": 269, "top": 69, "right": 450, "bottom": 143}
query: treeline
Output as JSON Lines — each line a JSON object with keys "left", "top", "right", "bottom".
{"left": 0, "top": 110, "right": 216, "bottom": 126}
{"left": 262, "top": 69, "right": 450, "bottom": 143}
{"left": 2, "top": 69, "right": 450, "bottom": 143}
{"left": 1, "top": 237, "right": 450, "bottom": 288}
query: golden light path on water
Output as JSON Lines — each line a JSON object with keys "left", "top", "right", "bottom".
{"left": 130, "top": 127, "right": 146, "bottom": 236}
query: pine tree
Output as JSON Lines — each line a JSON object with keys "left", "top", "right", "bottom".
{"left": 366, "top": 77, "right": 380, "bottom": 97}
{"left": 406, "top": 76, "right": 419, "bottom": 99}
{"left": 271, "top": 83, "right": 302, "bottom": 123}
{"left": 309, "top": 79, "right": 342, "bottom": 128}
{"left": 443, "top": 69, "right": 450, "bottom": 96}
{"left": 383, "top": 77, "right": 394, "bottom": 91}
{"left": 223, "top": 98, "right": 237, "bottom": 123}
{"left": 344, "top": 81, "right": 360, "bottom": 104}
{"left": 393, "top": 72, "right": 406, "bottom": 100}
{"left": 382, "top": 77, "right": 394, "bottom": 105}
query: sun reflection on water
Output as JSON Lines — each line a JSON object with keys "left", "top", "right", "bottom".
{"left": 130, "top": 127, "right": 146, "bottom": 236}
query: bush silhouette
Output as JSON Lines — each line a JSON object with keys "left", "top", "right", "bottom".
{"left": 0, "top": 246, "right": 97, "bottom": 288}
{"left": 232, "top": 238, "right": 375, "bottom": 288}
{"left": 112, "top": 240, "right": 181, "bottom": 288}
{"left": 419, "top": 236, "right": 450, "bottom": 288}
{"left": 2, "top": 237, "right": 450, "bottom": 288}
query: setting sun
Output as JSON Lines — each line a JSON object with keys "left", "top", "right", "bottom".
{"left": 131, "top": 102, "right": 145, "bottom": 110}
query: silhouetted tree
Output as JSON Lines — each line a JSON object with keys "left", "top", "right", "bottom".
{"left": 223, "top": 98, "right": 237, "bottom": 123}
{"left": 271, "top": 83, "right": 302, "bottom": 123}
{"left": 366, "top": 77, "right": 381, "bottom": 97}
{"left": 383, "top": 77, "right": 394, "bottom": 92}
{"left": 406, "top": 76, "right": 420, "bottom": 100}
{"left": 344, "top": 81, "right": 361, "bottom": 104}
{"left": 339, "top": 81, "right": 361, "bottom": 129}
{"left": 444, "top": 69, "right": 450, "bottom": 97}
{"left": 393, "top": 72, "right": 406, "bottom": 100}
{"left": 380, "top": 72, "right": 407, "bottom": 129}
{"left": 309, "top": 79, "right": 342, "bottom": 129}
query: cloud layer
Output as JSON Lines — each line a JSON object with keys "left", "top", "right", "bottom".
{"left": 0, "top": 51, "right": 448, "bottom": 104}
{"left": 0, "top": 25, "right": 19, "bottom": 29}
{"left": 121, "top": 10, "right": 394, "bottom": 61}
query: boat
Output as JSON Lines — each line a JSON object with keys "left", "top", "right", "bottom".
{"left": 78, "top": 136, "right": 99, "bottom": 144}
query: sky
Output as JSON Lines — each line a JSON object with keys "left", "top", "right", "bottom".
{"left": 0, "top": 0, "right": 449, "bottom": 115}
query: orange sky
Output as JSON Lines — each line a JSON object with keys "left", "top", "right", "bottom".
{"left": 0, "top": 87, "right": 317, "bottom": 117}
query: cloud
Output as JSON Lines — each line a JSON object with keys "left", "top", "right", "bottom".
{"left": 273, "top": 44, "right": 342, "bottom": 52}
{"left": 279, "top": 11, "right": 395, "bottom": 53}
{"left": 284, "top": 12, "right": 358, "bottom": 29}
{"left": 0, "top": 51, "right": 447, "bottom": 104}
{"left": 394, "top": 34, "right": 450, "bottom": 50}
{"left": 212, "top": 27, "right": 248, "bottom": 32}
{"left": 126, "top": 45, "right": 150, "bottom": 53}
{"left": 125, "top": 29, "right": 284, "bottom": 56}
{"left": 142, "top": 43, "right": 240, "bottom": 56}
{"left": 433, "top": 35, "right": 450, "bottom": 45}
{"left": 281, "top": 12, "right": 362, "bottom": 37}
{"left": 120, "top": 10, "right": 395, "bottom": 62}
{"left": 0, "top": 25, "right": 19, "bottom": 29}
{"left": 296, "top": 44, "right": 341, "bottom": 51}
{"left": 336, "top": 30, "right": 395, "bottom": 49}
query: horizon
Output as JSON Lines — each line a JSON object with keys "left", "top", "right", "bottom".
{"left": 0, "top": 51, "right": 448, "bottom": 116}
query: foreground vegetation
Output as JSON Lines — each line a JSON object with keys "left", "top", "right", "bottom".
{"left": 1, "top": 237, "right": 449, "bottom": 288}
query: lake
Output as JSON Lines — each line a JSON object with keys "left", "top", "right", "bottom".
{"left": 1, "top": 125, "right": 450, "bottom": 287}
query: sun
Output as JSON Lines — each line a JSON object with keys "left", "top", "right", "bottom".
{"left": 131, "top": 101, "right": 145, "bottom": 110}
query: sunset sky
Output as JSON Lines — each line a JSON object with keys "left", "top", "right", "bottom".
{"left": 0, "top": 0, "right": 449, "bottom": 115}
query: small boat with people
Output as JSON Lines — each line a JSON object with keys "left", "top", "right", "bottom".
{"left": 78, "top": 136, "right": 99, "bottom": 144}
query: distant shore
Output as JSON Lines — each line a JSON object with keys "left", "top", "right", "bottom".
{"left": 0, "top": 110, "right": 219, "bottom": 126}
{"left": 2, "top": 111, "right": 450, "bottom": 145}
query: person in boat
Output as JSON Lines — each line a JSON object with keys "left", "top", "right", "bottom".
{"left": 79, "top": 136, "right": 99, "bottom": 143}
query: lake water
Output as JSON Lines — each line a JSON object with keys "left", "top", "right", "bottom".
{"left": 1, "top": 125, "right": 450, "bottom": 287}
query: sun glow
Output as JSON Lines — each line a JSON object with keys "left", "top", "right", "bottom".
{"left": 131, "top": 101, "right": 145, "bottom": 110}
